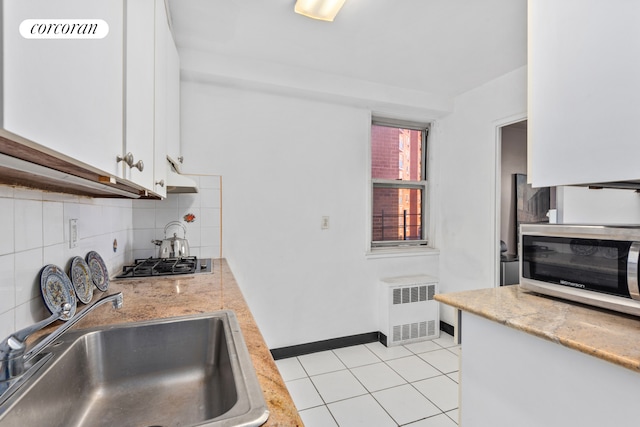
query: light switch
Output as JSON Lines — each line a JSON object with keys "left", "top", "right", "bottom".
{"left": 321, "top": 216, "right": 330, "bottom": 230}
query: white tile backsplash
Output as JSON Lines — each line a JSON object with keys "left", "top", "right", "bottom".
{"left": 177, "top": 193, "right": 199, "bottom": 210}
{"left": 0, "top": 311, "right": 13, "bottom": 342}
{"left": 199, "top": 245, "right": 221, "bottom": 259}
{"left": 43, "top": 243, "right": 69, "bottom": 274}
{"left": 0, "top": 254, "right": 15, "bottom": 315}
{"left": 184, "top": 223, "right": 202, "bottom": 247}
{"left": 0, "top": 185, "right": 134, "bottom": 336}
{"left": 0, "top": 186, "right": 14, "bottom": 198}
{"left": 14, "top": 248, "right": 43, "bottom": 306}
{"left": 15, "top": 199, "right": 43, "bottom": 252}
{"left": 133, "top": 229, "right": 156, "bottom": 249}
{"left": 43, "top": 201, "right": 64, "bottom": 246}
{"left": 200, "top": 188, "right": 220, "bottom": 208}
{"left": 133, "top": 207, "right": 156, "bottom": 229}
{"left": 15, "top": 297, "right": 49, "bottom": 331}
{"left": 0, "top": 178, "right": 219, "bottom": 338}
{"left": 0, "top": 198, "right": 14, "bottom": 255}
{"left": 131, "top": 175, "right": 222, "bottom": 260}
{"left": 201, "top": 208, "right": 220, "bottom": 227}
{"left": 14, "top": 188, "right": 42, "bottom": 201}
{"left": 156, "top": 208, "right": 180, "bottom": 229}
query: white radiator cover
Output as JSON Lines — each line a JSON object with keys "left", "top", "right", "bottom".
{"left": 379, "top": 275, "right": 439, "bottom": 346}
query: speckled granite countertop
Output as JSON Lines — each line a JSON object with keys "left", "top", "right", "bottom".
{"left": 47, "top": 258, "right": 302, "bottom": 427}
{"left": 435, "top": 285, "right": 640, "bottom": 373}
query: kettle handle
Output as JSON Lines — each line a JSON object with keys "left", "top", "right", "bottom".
{"left": 164, "top": 221, "right": 187, "bottom": 238}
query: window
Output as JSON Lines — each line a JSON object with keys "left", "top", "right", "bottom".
{"left": 371, "top": 119, "right": 428, "bottom": 247}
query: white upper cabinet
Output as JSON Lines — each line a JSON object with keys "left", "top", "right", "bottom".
{"left": 528, "top": 0, "right": 640, "bottom": 187}
{"left": 165, "top": 28, "right": 181, "bottom": 165}
{"left": 2, "top": 0, "right": 124, "bottom": 178}
{"left": 124, "top": 0, "right": 155, "bottom": 191}
{"left": 1, "top": 0, "right": 181, "bottom": 198}
{"left": 153, "top": 0, "right": 170, "bottom": 199}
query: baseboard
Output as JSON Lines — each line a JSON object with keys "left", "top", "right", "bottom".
{"left": 271, "top": 332, "right": 380, "bottom": 360}
{"left": 270, "top": 323, "right": 456, "bottom": 360}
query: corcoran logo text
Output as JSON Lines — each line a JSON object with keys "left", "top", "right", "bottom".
{"left": 19, "top": 19, "right": 109, "bottom": 39}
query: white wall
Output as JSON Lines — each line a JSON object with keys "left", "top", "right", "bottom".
{"left": 435, "top": 66, "right": 527, "bottom": 325}
{"left": 180, "top": 80, "right": 440, "bottom": 349}
{"left": 0, "top": 185, "right": 132, "bottom": 340}
{"left": 132, "top": 175, "right": 222, "bottom": 260}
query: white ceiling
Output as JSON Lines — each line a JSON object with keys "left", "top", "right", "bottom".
{"left": 167, "top": 0, "right": 527, "bottom": 100}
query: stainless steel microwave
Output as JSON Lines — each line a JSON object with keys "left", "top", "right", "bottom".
{"left": 520, "top": 224, "right": 640, "bottom": 316}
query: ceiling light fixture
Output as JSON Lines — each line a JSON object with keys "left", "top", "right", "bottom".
{"left": 294, "top": 0, "right": 347, "bottom": 22}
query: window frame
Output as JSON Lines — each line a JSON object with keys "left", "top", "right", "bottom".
{"left": 370, "top": 118, "right": 430, "bottom": 249}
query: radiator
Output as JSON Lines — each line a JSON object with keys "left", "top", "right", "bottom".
{"left": 379, "top": 275, "right": 439, "bottom": 346}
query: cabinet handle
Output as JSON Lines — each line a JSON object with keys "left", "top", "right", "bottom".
{"left": 155, "top": 179, "right": 165, "bottom": 187}
{"left": 117, "top": 152, "right": 144, "bottom": 172}
{"left": 116, "top": 152, "right": 134, "bottom": 167}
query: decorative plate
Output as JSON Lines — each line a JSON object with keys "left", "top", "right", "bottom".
{"left": 40, "top": 264, "right": 76, "bottom": 321}
{"left": 70, "top": 256, "right": 93, "bottom": 304}
{"left": 86, "top": 251, "right": 109, "bottom": 291}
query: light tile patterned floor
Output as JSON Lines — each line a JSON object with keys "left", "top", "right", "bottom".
{"left": 275, "top": 333, "right": 460, "bottom": 427}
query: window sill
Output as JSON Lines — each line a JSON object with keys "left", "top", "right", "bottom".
{"left": 365, "top": 246, "right": 440, "bottom": 259}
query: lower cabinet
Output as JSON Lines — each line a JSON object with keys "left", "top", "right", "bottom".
{"left": 460, "top": 312, "right": 640, "bottom": 427}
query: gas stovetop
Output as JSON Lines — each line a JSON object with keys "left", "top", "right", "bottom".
{"left": 116, "top": 257, "right": 212, "bottom": 279}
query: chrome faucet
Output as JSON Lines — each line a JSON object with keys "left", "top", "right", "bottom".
{"left": 0, "top": 292, "right": 123, "bottom": 399}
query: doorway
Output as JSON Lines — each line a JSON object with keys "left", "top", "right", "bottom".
{"left": 496, "top": 119, "right": 556, "bottom": 286}
{"left": 499, "top": 120, "right": 528, "bottom": 261}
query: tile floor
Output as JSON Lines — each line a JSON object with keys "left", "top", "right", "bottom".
{"left": 275, "top": 333, "right": 460, "bottom": 427}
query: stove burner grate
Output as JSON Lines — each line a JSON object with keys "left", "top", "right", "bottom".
{"left": 117, "top": 256, "right": 209, "bottom": 278}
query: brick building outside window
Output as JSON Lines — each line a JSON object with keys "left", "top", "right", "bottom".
{"left": 371, "top": 119, "right": 428, "bottom": 247}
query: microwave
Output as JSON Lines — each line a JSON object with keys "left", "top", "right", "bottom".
{"left": 520, "top": 224, "right": 640, "bottom": 316}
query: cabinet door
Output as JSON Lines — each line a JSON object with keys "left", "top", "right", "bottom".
{"left": 153, "top": 0, "right": 169, "bottom": 198}
{"left": 2, "top": 0, "right": 123, "bottom": 177}
{"left": 124, "top": 0, "right": 155, "bottom": 190}
{"left": 529, "top": 0, "right": 640, "bottom": 187}
{"left": 165, "top": 31, "right": 181, "bottom": 165}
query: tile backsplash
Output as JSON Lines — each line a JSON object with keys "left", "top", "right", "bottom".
{"left": 132, "top": 175, "right": 222, "bottom": 260}
{"left": 0, "top": 175, "right": 222, "bottom": 341}
{"left": 0, "top": 185, "right": 133, "bottom": 340}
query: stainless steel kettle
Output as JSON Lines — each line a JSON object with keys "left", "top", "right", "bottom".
{"left": 152, "top": 221, "right": 190, "bottom": 258}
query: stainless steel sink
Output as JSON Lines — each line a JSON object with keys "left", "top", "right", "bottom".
{"left": 0, "top": 310, "right": 269, "bottom": 427}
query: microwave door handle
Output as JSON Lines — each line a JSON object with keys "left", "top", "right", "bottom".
{"left": 628, "top": 242, "right": 640, "bottom": 300}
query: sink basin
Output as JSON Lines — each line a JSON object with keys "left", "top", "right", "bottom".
{"left": 0, "top": 310, "right": 269, "bottom": 427}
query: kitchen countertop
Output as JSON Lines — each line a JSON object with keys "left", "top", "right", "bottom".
{"left": 49, "top": 258, "right": 303, "bottom": 427}
{"left": 435, "top": 285, "right": 640, "bottom": 372}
